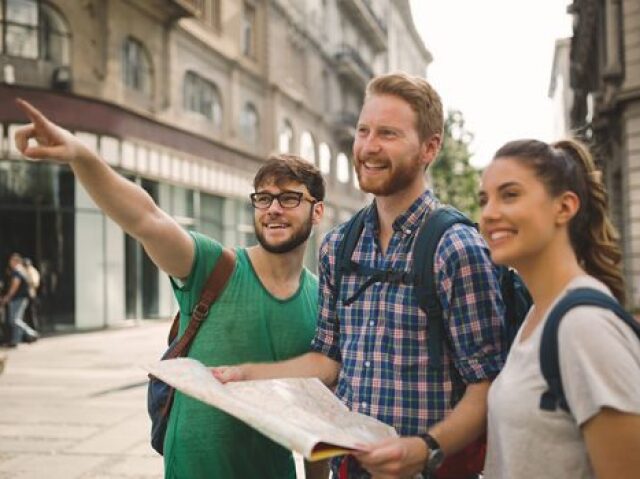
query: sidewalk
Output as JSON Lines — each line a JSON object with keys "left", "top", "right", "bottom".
{"left": 0, "top": 320, "right": 168, "bottom": 479}
{"left": 0, "top": 320, "right": 308, "bottom": 479}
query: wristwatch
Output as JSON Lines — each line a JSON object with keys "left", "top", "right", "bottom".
{"left": 419, "top": 432, "right": 445, "bottom": 475}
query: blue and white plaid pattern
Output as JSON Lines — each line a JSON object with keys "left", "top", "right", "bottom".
{"left": 311, "top": 190, "right": 506, "bottom": 478}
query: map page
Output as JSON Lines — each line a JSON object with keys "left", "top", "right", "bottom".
{"left": 145, "top": 357, "right": 398, "bottom": 460}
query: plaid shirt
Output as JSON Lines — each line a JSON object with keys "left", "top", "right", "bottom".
{"left": 311, "top": 190, "right": 506, "bottom": 478}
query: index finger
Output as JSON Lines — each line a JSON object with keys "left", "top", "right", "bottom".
{"left": 15, "top": 98, "right": 50, "bottom": 127}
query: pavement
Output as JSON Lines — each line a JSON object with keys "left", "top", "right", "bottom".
{"left": 0, "top": 321, "right": 308, "bottom": 479}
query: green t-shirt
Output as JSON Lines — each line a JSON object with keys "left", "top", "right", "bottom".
{"left": 163, "top": 232, "right": 318, "bottom": 479}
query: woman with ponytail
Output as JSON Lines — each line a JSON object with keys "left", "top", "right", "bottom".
{"left": 478, "top": 138, "right": 640, "bottom": 478}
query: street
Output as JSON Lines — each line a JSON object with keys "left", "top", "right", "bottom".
{"left": 0, "top": 321, "right": 306, "bottom": 479}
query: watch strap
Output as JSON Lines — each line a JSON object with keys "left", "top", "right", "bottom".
{"left": 419, "top": 432, "right": 441, "bottom": 452}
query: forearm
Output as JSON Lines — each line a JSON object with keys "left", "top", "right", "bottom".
{"left": 428, "top": 380, "right": 489, "bottom": 455}
{"left": 70, "top": 150, "right": 163, "bottom": 239}
{"left": 70, "top": 150, "right": 194, "bottom": 277}
{"left": 244, "top": 352, "right": 340, "bottom": 387}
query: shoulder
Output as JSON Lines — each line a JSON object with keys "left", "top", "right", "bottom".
{"left": 435, "top": 221, "right": 490, "bottom": 267}
{"left": 189, "top": 231, "right": 223, "bottom": 265}
{"left": 558, "top": 276, "right": 640, "bottom": 363}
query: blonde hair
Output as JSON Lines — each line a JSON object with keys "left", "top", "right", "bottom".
{"left": 366, "top": 72, "right": 444, "bottom": 143}
{"left": 492, "top": 138, "right": 626, "bottom": 304}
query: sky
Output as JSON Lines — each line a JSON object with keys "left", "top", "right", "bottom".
{"left": 409, "top": 0, "right": 573, "bottom": 168}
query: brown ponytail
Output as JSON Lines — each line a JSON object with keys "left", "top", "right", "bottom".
{"left": 492, "top": 138, "right": 626, "bottom": 304}
{"left": 552, "top": 139, "right": 625, "bottom": 304}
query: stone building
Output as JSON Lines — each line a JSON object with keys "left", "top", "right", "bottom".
{"left": 568, "top": 0, "right": 640, "bottom": 307}
{"left": 0, "top": 0, "right": 431, "bottom": 329}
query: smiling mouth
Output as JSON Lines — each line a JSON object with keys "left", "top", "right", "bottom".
{"left": 488, "top": 230, "right": 517, "bottom": 243}
{"left": 360, "top": 161, "right": 388, "bottom": 172}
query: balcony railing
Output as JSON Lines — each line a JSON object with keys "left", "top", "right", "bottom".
{"left": 338, "top": 0, "right": 387, "bottom": 52}
{"left": 334, "top": 43, "right": 374, "bottom": 89}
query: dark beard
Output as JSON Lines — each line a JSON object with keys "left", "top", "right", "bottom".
{"left": 254, "top": 210, "right": 313, "bottom": 254}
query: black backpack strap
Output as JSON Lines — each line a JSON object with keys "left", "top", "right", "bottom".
{"left": 413, "top": 206, "right": 475, "bottom": 370}
{"left": 332, "top": 207, "right": 368, "bottom": 310}
{"left": 539, "top": 287, "right": 640, "bottom": 414}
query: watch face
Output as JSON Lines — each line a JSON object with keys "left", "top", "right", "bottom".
{"left": 427, "top": 448, "right": 445, "bottom": 472}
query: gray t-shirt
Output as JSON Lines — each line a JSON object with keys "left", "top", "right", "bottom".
{"left": 484, "top": 275, "right": 640, "bottom": 479}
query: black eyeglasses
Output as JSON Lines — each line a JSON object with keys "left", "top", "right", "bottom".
{"left": 249, "top": 191, "right": 316, "bottom": 209}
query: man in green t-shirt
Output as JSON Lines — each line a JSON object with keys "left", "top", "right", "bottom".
{"left": 13, "top": 99, "right": 328, "bottom": 479}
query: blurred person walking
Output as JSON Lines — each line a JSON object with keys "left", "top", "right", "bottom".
{"left": 22, "top": 257, "right": 41, "bottom": 331}
{"left": 0, "top": 253, "right": 38, "bottom": 347}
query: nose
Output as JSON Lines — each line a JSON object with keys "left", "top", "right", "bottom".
{"left": 266, "top": 197, "right": 285, "bottom": 213}
{"left": 479, "top": 196, "right": 500, "bottom": 230}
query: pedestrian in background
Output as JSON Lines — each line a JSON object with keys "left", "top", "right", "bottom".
{"left": 22, "top": 257, "right": 41, "bottom": 331}
{"left": 0, "top": 253, "right": 38, "bottom": 347}
{"left": 479, "top": 138, "right": 640, "bottom": 478}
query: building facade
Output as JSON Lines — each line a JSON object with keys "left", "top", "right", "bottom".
{"left": 0, "top": 0, "right": 431, "bottom": 330}
{"left": 568, "top": 0, "right": 640, "bottom": 308}
{"left": 549, "top": 37, "right": 573, "bottom": 138}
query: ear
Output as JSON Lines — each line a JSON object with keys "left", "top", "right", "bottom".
{"left": 311, "top": 201, "right": 324, "bottom": 225}
{"left": 420, "top": 134, "right": 442, "bottom": 168}
{"left": 555, "top": 190, "right": 580, "bottom": 226}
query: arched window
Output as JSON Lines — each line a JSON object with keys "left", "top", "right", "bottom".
{"left": 299, "top": 131, "right": 316, "bottom": 164}
{"left": 122, "top": 37, "right": 152, "bottom": 96}
{"left": 318, "top": 142, "right": 331, "bottom": 175}
{"left": 183, "top": 71, "right": 222, "bottom": 128}
{"left": 1, "top": 0, "right": 70, "bottom": 62}
{"left": 240, "top": 102, "right": 259, "bottom": 145}
{"left": 336, "top": 152, "right": 350, "bottom": 183}
{"left": 40, "top": 3, "right": 70, "bottom": 64}
{"left": 278, "top": 119, "right": 293, "bottom": 153}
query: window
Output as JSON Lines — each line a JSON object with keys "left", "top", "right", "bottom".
{"left": 278, "top": 119, "right": 293, "bottom": 153}
{"left": 183, "top": 71, "right": 222, "bottom": 127}
{"left": 319, "top": 142, "right": 331, "bottom": 175}
{"left": 299, "top": 131, "right": 316, "bottom": 164}
{"left": 0, "top": 0, "right": 70, "bottom": 61}
{"left": 336, "top": 152, "right": 350, "bottom": 183}
{"left": 240, "top": 102, "right": 259, "bottom": 145}
{"left": 241, "top": 1, "right": 256, "bottom": 57}
{"left": 122, "top": 37, "right": 152, "bottom": 96}
{"left": 39, "top": 3, "right": 69, "bottom": 64}
{"left": 4, "top": 0, "right": 38, "bottom": 58}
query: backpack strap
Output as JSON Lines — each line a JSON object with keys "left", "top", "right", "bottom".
{"left": 165, "top": 248, "right": 236, "bottom": 355}
{"left": 539, "top": 287, "right": 640, "bottom": 414}
{"left": 413, "top": 206, "right": 475, "bottom": 370}
{"left": 332, "top": 207, "right": 368, "bottom": 310}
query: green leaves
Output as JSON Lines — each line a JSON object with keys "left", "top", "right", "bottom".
{"left": 431, "top": 110, "right": 480, "bottom": 220}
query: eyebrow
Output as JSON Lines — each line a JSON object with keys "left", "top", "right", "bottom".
{"left": 497, "top": 181, "right": 522, "bottom": 191}
{"left": 478, "top": 181, "right": 523, "bottom": 196}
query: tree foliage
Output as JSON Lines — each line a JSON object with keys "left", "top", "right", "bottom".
{"left": 430, "top": 110, "right": 481, "bottom": 220}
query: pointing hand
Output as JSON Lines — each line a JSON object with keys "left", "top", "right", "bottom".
{"left": 14, "top": 98, "right": 91, "bottom": 164}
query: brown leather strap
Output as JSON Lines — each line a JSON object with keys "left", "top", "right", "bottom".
{"left": 165, "top": 248, "right": 236, "bottom": 359}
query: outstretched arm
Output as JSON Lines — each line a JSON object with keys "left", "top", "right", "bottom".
{"left": 14, "top": 99, "right": 194, "bottom": 278}
{"left": 213, "top": 351, "right": 340, "bottom": 389}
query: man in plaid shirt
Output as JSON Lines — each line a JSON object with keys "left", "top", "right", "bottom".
{"left": 216, "top": 73, "right": 506, "bottom": 478}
